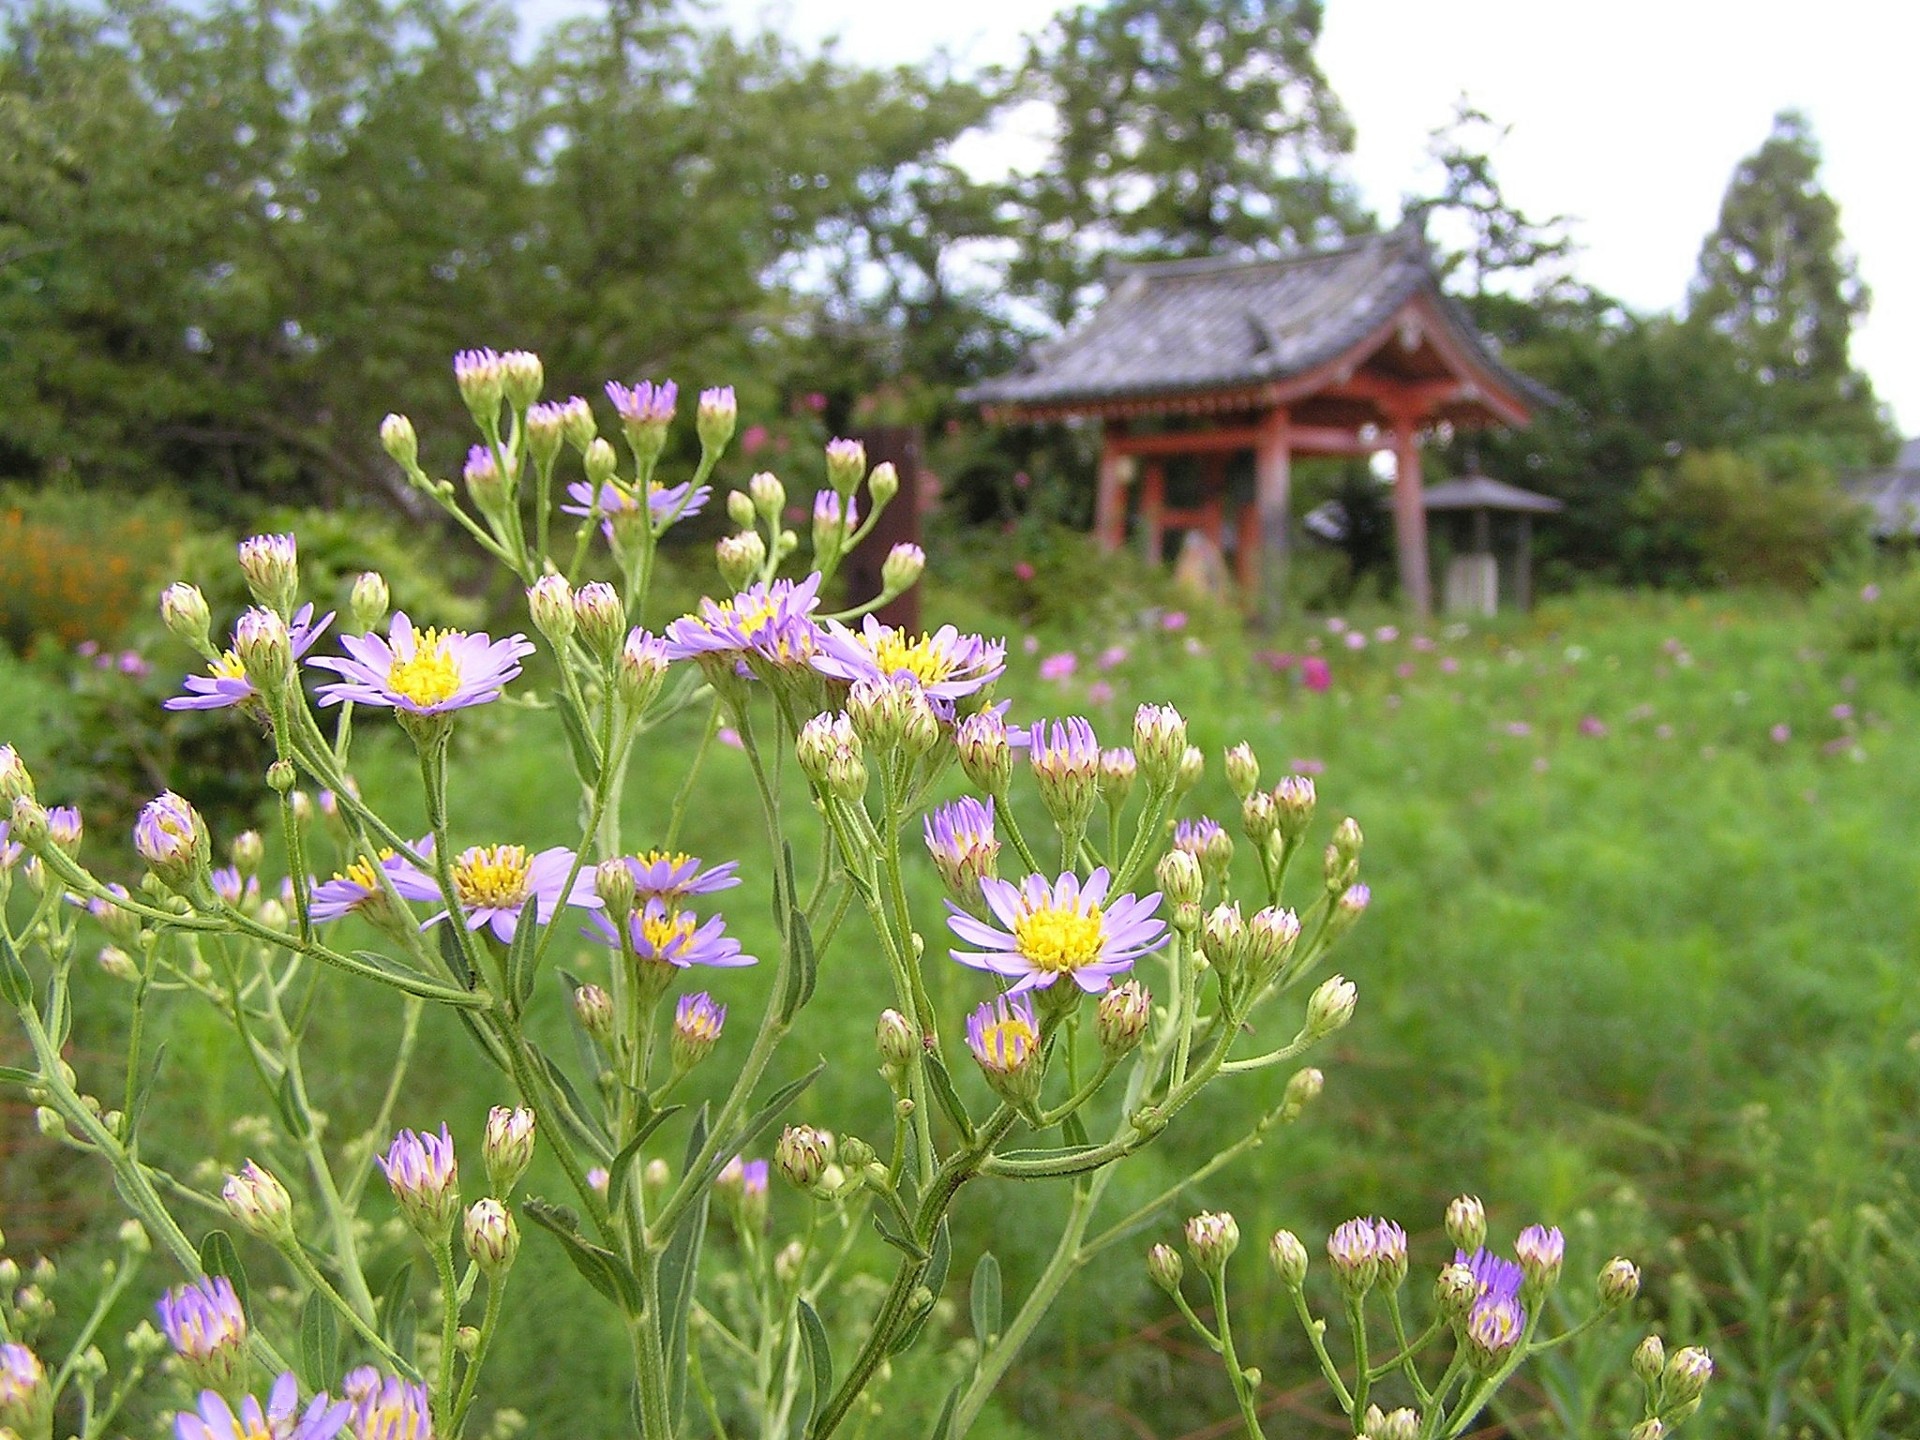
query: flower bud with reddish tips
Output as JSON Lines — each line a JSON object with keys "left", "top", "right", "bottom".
{"left": 1146, "top": 1242, "right": 1184, "bottom": 1293}
{"left": 776, "top": 1124, "right": 834, "bottom": 1190}
{"left": 1096, "top": 980, "right": 1150, "bottom": 1060}
{"left": 484, "top": 1106, "right": 536, "bottom": 1195}
{"left": 222, "top": 1160, "right": 294, "bottom": 1242}
{"left": 1184, "top": 1210, "right": 1239, "bottom": 1276}
{"left": 498, "top": 349, "right": 543, "bottom": 411}
{"left": 876, "top": 1010, "right": 916, "bottom": 1072}
{"left": 1632, "top": 1333, "right": 1665, "bottom": 1382}
{"left": 1515, "top": 1223, "right": 1565, "bottom": 1294}
{"left": 1364, "top": 1406, "right": 1421, "bottom": 1440}
{"left": 1326, "top": 1217, "right": 1379, "bottom": 1297}
{"left": 1156, "top": 849, "right": 1204, "bottom": 908}
{"left": 1246, "top": 906, "right": 1301, "bottom": 981}
{"left": 956, "top": 710, "right": 1013, "bottom": 793}
{"left": 618, "top": 630, "right": 669, "bottom": 711}
{"left": 574, "top": 984, "right": 615, "bottom": 1044}
{"left": 1445, "top": 1194, "right": 1487, "bottom": 1252}
{"left": 380, "top": 413, "right": 419, "bottom": 469}
{"left": 584, "top": 437, "right": 619, "bottom": 486}
{"left": 1305, "top": 974, "right": 1356, "bottom": 1039}
{"left": 717, "top": 532, "right": 766, "bottom": 589}
{"left": 1374, "top": 1219, "right": 1408, "bottom": 1289}
{"left": 1435, "top": 1261, "right": 1478, "bottom": 1319}
{"left": 1329, "top": 882, "right": 1370, "bottom": 938}
{"left": 1241, "top": 788, "right": 1278, "bottom": 845}
{"left": 1269, "top": 1229, "right": 1308, "bottom": 1288}
{"left": 0, "top": 746, "right": 34, "bottom": 805}
{"left": 464, "top": 1197, "right": 519, "bottom": 1274}
{"left": 160, "top": 583, "right": 213, "bottom": 650}
{"left": 525, "top": 400, "right": 568, "bottom": 466}
{"left": 1201, "top": 903, "right": 1247, "bottom": 980}
{"left": 349, "top": 571, "right": 389, "bottom": 633}
{"left": 1273, "top": 775, "right": 1316, "bottom": 839}
{"left": 825, "top": 437, "right": 866, "bottom": 494}
{"left": 573, "top": 582, "right": 624, "bottom": 663}
{"left": 671, "top": 992, "right": 726, "bottom": 1071}
{"left": 1661, "top": 1347, "right": 1713, "bottom": 1408}
{"left": 1598, "top": 1256, "right": 1641, "bottom": 1308}
{"left": 528, "top": 574, "right": 575, "bottom": 646}
{"left": 881, "top": 542, "right": 924, "bottom": 593}
{"left": 237, "top": 533, "right": 299, "bottom": 615}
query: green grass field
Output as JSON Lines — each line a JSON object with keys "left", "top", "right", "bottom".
{"left": 8, "top": 581, "right": 1918, "bottom": 1438}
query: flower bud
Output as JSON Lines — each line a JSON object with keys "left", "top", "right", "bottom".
{"left": 463, "top": 1197, "right": 519, "bottom": 1275}
{"left": 1327, "top": 883, "right": 1370, "bottom": 939}
{"left": 1098, "top": 748, "right": 1136, "bottom": 805}
{"left": 1175, "top": 746, "right": 1204, "bottom": 793}
{"left": 464, "top": 445, "right": 508, "bottom": 513}
{"left": 1222, "top": 742, "right": 1259, "bottom": 800}
{"left": 1132, "top": 704, "right": 1188, "bottom": 788}
{"left": 160, "top": 583, "right": 213, "bottom": 650}
{"left": 134, "top": 792, "right": 206, "bottom": 889}
{"left": 697, "top": 386, "right": 737, "bottom": 454}
{"left": 380, "top": 413, "right": 419, "bottom": 470}
{"left": 611, "top": 631, "right": 666, "bottom": 715}
{"left": 726, "top": 490, "right": 757, "bottom": 529}
{"left": 43, "top": 805, "right": 80, "bottom": 858}
{"left": 1597, "top": 1256, "right": 1641, "bottom": 1308}
{"left": 776, "top": 1124, "right": 834, "bottom": 1191}
{"left": 1184, "top": 1210, "right": 1239, "bottom": 1277}
{"left": 1325, "top": 842, "right": 1358, "bottom": 894}
{"left": 1245, "top": 906, "right": 1301, "bottom": 980}
{"left": 1273, "top": 775, "right": 1316, "bottom": 840}
{"left": 671, "top": 991, "right": 726, "bottom": 1071}
{"left": 237, "top": 533, "right": 299, "bottom": 614}
{"left": 222, "top": 1160, "right": 294, "bottom": 1242}
{"left": 1201, "top": 903, "right": 1247, "bottom": 979}
{"left": 1304, "top": 974, "right": 1356, "bottom": 1039}
{"left": 644, "top": 1158, "right": 671, "bottom": 1195}
{"left": 956, "top": 710, "right": 1012, "bottom": 794}
{"left": 847, "top": 677, "right": 905, "bottom": 750}
{"left": 1445, "top": 1195, "right": 1487, "bottom": 1253}
{"left": 1632, "top": 1334, "right": 1665, "bottom": 1383}
{"left": 1464, "top": 1294, "right": 1525, "bottom": 1371}
{"left": 1660, "top": 1347, "right": 1713, "bottom": 1409}
{"left": 227, "top": 831, "right": 264, "bottom": 880}
{"left": 379, "top": 1125, "right": 460, "bottom": 1244}
{"left": 0, "top": 745, "right": 34, "bottom": 803}
{"left": 235, "top": 607, "right": 292, "bottom": 695}
{"left": 527, "top": 574, "right": 575, "bottom": 646}
{"left": 1374, "top": 1219, "right": 1408, "bottom": 1289}
{"left": 1281, "top": 1065, "right": 1323, "bottom": 1120}
{"left": 1145, "top": 1243, "right": 1183, "bottom": 1293}
{"left": 572, "top": 582, "right": 625, "bottom": 664}
{"left": 812, "top": 490, "right": 857, "bottom": 556}
{"left": 97, "top": 946, "right": 140, "bottom": 983}
{"left": 499, "top": 350, "right": 544, "bottom": 412}
{"left": 1241, "top": 789, "right": 1278, "bottom": 846}
{"left": 1326, "top": 1217, "right": 1379, "bottom": 1297}
{"left": 795, "top": 712, "right": 855, "bottom": 784}
{"left": 1332, "top": 815, "right": 1363, "bottom": 862}
{"left": 1155, "top": 850, "right": 1204, "bottom": 908}
{"left": 584, "top": 437, "right": 619, "bottom": 486}
{"left": 876, "top": 1009, "right": 916, "bottom": 1073}
{"left": 574, "top": 983, "right": 615, "bottom": 1044}
{"left": 748, "top": 471, "right": 786, "bottom": 518}
{"left": 867, "top": 461, "right": 900, "bottom": 507}
{"left": 1629, "top": 1422, "right": 1666, "bottom": 1440}
{"left": 1515, "top": 1223, "right": 1565, "bottom": 1294}
{"left": 881, "top": 542, "right": 924, "bottom": 593}
{"left": 1096, "top": 980, "right": 1150, "bottom": 1060}
{"left": 966, "top": 992, "right": 1043, "bottom": 1106}
{"left": 1268, "top": 1229, "right": 1308, "bottom": 1289}
{"left": 525, "top": 400, "right": 568, "bottom": 468}
{"left": 1433, "top": 1261, "right": 1478, "bottom": 1320}
{"left": 1364, "top": 1406, "right": 1421, "bottom": 1440}
{"left": 717, "top": 531, "right": 767, "bottom": 589}
{"left": 825, "top": 437, "right": 866, "bottom": 494}
{"left": 774, "top": 1238, "right": 805, "bottom": 1289}
{"left": 0, "top": 1342, "right": 50, "bottom": 1440}
{"left": 483, "top": 1106, "right": 536, "bottom": 1195}
{"left": 454, "top": 349, "right": 506, "bottom": 423}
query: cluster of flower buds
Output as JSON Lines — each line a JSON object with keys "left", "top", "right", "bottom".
{"left": 237, "top": 533, "right": 299, "bottom": 616}
{"left": 1184, "top": 1210, "right": 1240, "bottom": 1277}
{"left": 847, "top": 676, "right": 939, "bottom": 756}
{"left": 1360, "top": 1404, "right": 1422, "bottom": 1440}
{"left": 796, "top": 713, "right": 867, "bottom": 801}
{"left": 775, "top": 1124, "right": 837, "bottom": 1194}
{"left": 956, "top": 710, "right": 1013, "bottom": 794}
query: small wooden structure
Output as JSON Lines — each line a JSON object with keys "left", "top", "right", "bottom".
{"left": 962, "top": 226, "right": 1549, "bottom": 619}
{"left": 1423, "top": 471, "right": 1562, "bottom": 616}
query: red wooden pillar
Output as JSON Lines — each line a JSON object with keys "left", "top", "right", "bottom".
{"left": 845, "top": 425, "right": 924, "bottom": 631}
{"left": 1388, "top": 412, "right": 1432, "bottom": 621}
{"left": 1140, "top": 460, "right": 1166, "bottom": 563}
{"left": 1094, "top": 424, "right": 1127, "bottom": 552}
{"left": 1253, "top": 408, "right": 1291, "bottom": 623}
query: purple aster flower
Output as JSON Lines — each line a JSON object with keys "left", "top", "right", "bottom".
{"left": 947, "top": 867, "right": 1166, "bottom": 995}
{"left": 619, "top": 849, "right": 741, "bottom": 900}
{"left": 811, "top": 616, "right": 1006, "bottom": 699}
{"left": 310, "top": 848, "right": 420, "bottom": 924}
{"left": 309, "top": 612, "right": 534, "bottom": 715}
{"left": 1017, "top": 717, "right": 1100, "bottom": 773}
{"left": 925, "top": 797, "right": 999, "bottom": 899}
{"left": 663, "top": 573, "right": 825, "bottom": 669}
{"left": 389, "top": 843, "right": 598, "bottom": 943}
{"left": 1, "top": 1342, "right": 46, "bottom": 1423}
{"left": 173, "top": 1372, "right": 350, "bottom": 1440}
{"left": 135, "top": 792, "right": 204, "bottom": 876}
{"left": 156, "top": 1276, "right": 247, "bottom": 1364}
{"left": 1457, "top": 1246, "right": 1526, "bottom": 1307}
{"left": 671, "top": 991, "right": 726, "bottom": 1069}
{"left": 379, "top": 1125, "right": 459, "bottom": 1240}
{"left": 1515, "top": 1223, "right": 1565, "bottom": 1288}
{"left": 341, "top": 1370, "right": 431, "bottom": 1440}
{"left": 562, "top": 478, "right": 710, "bottom": 537}
{"left": 167, "top": 605, "right": 335, "bottom": 711}
{"left": 211, "top": 867, "right": 259, "bottom": 908}
{"left": 588, "top": 898, "right": 754, "bottom": 969}
{"left": 965, "top": 991, "right": 1042, "bottom": 1079}
{"left": 606, "top": 378, "right": 677, "bottom": 426}
{"left": 1172, "top": 818, "right": 1225, "bottom": 858}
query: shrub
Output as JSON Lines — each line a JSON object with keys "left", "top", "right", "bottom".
{"left": 1630, "top": 447, "right": 1863, "bottom": 592}
{"left": 0, "top": 487, "right": 192, "bottom": 651}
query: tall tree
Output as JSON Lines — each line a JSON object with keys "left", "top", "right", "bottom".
{"left": 1009, "top": 0, "right": 1365, "bottom": 324}
{"left": 1687, "top": 109, "right": 1890, "bottom": 460}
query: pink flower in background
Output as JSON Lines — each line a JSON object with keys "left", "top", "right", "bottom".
{"left": 1258, "top": 650, "right": 1296, "bottom": 672}
{"left": 1289, "top": 757, "right": 1326, "bottom": 775}
{"left": 1021, "top": 635, "right": 1040, "bottom": 655}
{"left": 1344, "top": 631, "right": 1367, "bottom": 651}
{"left": 1097, "top": 645, "right": 1129, "bottom": 670}
{"left": 1862, "top": 583, "right": 1882, "bottom": 602}
{"left": 1087, "top": 680, "right": 1114, "bottom": 704}
{"left": 1830, "top": 703, "right": 1854, "bottom": 721}
{"left": 1301, "top": 657, "right": 1332, "bottom": 693}
{"left": 803, "top": 391, "right": 827, "bottom": 413}
{"left": 1770, "top": 723, "right": 1791, "bottom": 744}
{"left": 1039, "top": 652, "right": 1078, "bottom": 682}
{"left": 1578, "top": 715, "right": 1608, "bottom": 737}
{"left": 1411, "top": 635, "right": 1435, "bottom": 652}
{"left": 119, "top": 651, "right": 151, "bottom": 677}
{"left": 1013, "top": 471, "right": 1031, "bottom": 490}
{"left": 1326, "top": 616, "right": 1348, "bottom": 634}
{"left": 1160, "top": 611, "right": 1187, "bottom": 632}
{"left": 718, "top": 727, "right": 743, "bottom": 749}
{"left": 1655, "top": 724, "right": 1675, "bottom": 740}
{"left": 1013, "top": 560, "right": 1037, "bottom": 583}
{"left": 1439, "top": 657, "right": 1460, "bottom": 675}
{"left": 1184, "top": 637, "right": 1206, "bottom": 656}
{"left": 1502, "top": 721, "right": 1533, "bottom": 738}
{"left": 740, "top": 424, "right": 770, "bottom": 456}
{"left": 1374, "top": 626, "right": 1399, "bottom": 643}
{"left": 1396, "top": 662, "right": 1416, "bottom": 679}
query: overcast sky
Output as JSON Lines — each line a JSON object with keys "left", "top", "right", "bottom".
{"left": 530, "top": 0, "right": 1920, "bottom": 436}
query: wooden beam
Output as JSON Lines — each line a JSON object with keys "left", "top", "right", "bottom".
{"left": 1389, "top": 413, "right": 1432, "bottom": 621}
{"left": 1287, "top": 424, "right": 1378, "bottom": 456}
{"left": 1095, "top": 425, "right": 1126, "bottom": 551}
{"left": 1327, "top": 373, "right": 1462, "bottom": 411}
{"left": 1253, "top": 409, "right": 1291, "bottom": 624}
{"left": 1105, "top": 425, "right": 1264, "bottom": 456}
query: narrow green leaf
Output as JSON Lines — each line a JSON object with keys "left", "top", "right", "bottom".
{"left": 0, "top": 1064, "right": 38, "bottom": 1087}
{"left": 797, "top": 1297, "right": 833, "bottom": 1430}
{"left": 0, "top": 929, "right": 31, "bottom": 1009}
{"left": 661, "top": 1153, "right": 709, "bottom": 1425}
{"left": 922, "top": 1055, "right": 975, "bottom": 1143}
{"left": 992, "top": 1144, "right": 1103, "bottom": 1165}
{"left": 871, "top": 1213, "right": 929, "bottom": 1261}
{"left": 553, "top": 688, "right": 602, "bottom": 788}
{"left": 778, "top": 906, "right": 817, "bottom": 1022}
{"left": 43, "top": 968, "right": 69, "bottom": 1048}
{"left": 969, "top": 1252, "right": 1002, "bottom": 1348}
{"left": 528, "top": 1045, "right": 612, "bottom": 1155}
{"left": 890, "top": 1218, "right": 951, "bottom": 1354}
{"left": 199, "top": 1231, "right": 250, "bottom": 1317}
{"left": 701, "top": 1063, "right": 825, "bottom": 1192}
{"left": 274, "top": 1068, "right": 312, "bottom": 1141}
{"left": 298, "top": 1289, "right": 341, "bottom": 1392}
{"left": 377, "top": 1261, "right": 416, "bottom": 1363}
{"left": 433, "top": 925, "right": 471, "bottom": 988}
{"left": 522, "top": 1200, "right": 641, "bottom": 1313}
{"left": 926, "top": 1377, "right": 965, "bottom": 1440}
{"left": 126, "top": 1042, "right": 167, "bottom": 1136}
{"left": 505, "top": 900, "right": 541, "bottom": 1014}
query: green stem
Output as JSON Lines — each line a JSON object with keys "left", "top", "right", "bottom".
{"left": 432, "top": 1242, "right": 462, "bottom": 1430}
{"left": 1210, "top": 1270, "right": 1266, "bottom": 1440}
{"left": 284, "top": 1241, "right": 420, "bottom": 1382}
{"left": 1290, "top": 1289, "right": 1353, "bottom": 1413}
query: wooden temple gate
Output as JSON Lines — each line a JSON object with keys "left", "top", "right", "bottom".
{"left": 965, "top": 226, "right": 1547, "bottom": 620}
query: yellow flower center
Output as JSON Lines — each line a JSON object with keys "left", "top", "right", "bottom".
{"left": 725, "top": 596, "right": 781, "bottom": 639}
{"left": 210, "top": 650, "right": 247, "bottom": 680}
{"left": 386, "top": 629, "right": 464, "bottom": 707}
{"left": 1012, "top": 903, "right": 1105, "bottom": 972}
{"left": 453, "top": 845, "right": 531, "bottom": 909}
{"left": 637, "top": 848, "right": 694, "bottom": 870}
{"left": 640, "top": 908, "right": 698, "bottom": 953}
{"left": 974, "top": 1012, "right": 1039, "bottom": 1073}
{"left": 865, "top": 628, "right": 953, "bottom": 684}
{"left": 333, "top": 849, "right": 398, "bottom": 906}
